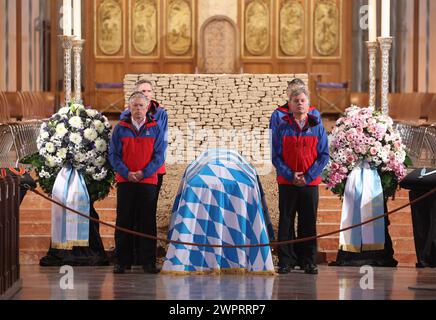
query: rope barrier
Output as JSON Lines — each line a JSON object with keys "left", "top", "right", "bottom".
{"left": 24, "top": 184, "right": 436, "bottom": 249}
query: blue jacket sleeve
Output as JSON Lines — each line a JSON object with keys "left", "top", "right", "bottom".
{"left": 269, "top": 110, "right": 281, "bottom": 158}
{"left": 272, "top": 124, "right": 295, "bottom": 182}
{"left": 304, "top": 125, "right": 330, "bottom": 184}
{"left": 142, "top": 126, "right": 166, "bottom": 178}
{"left": 120, "top": 109, "right": 130, "bottom": 120}
{"left": 160, "top": 109, "right": 168, "bottom": 160}
{"left": 309, "top": 108, "right": 322, "bottom": 124}
{"left": 109, "top": 125, "right": 129, "bottom": 179}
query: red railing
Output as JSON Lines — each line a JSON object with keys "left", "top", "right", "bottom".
{"left": 0, "top": 175, "right": 21, "bottom": 299}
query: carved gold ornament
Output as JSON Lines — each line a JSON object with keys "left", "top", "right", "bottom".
{"left": 97, "top": 0, "right": 123, "bottom": 55}
{"left": 280, "top": 0, "right": 304, "bottom": 56}
{"left": 245, "top": 0, "right": 269, "bottom": 56}
{"left": 314, "top": 0, "right": 339, "bottom": 56}
{"left": 132, "top": 0, "right": 157, "bottom": 55}
{"left": 167, "top": 0, "right": 192, "bottom": 55}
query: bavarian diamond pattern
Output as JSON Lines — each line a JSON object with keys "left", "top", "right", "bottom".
{"left": 162, "top": 149, "right": 274, "bottom": 273}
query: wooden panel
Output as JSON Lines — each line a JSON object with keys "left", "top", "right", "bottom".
{"left": 243, "top": 63, "right": 273, "bottom": 73}
{"left": 277, "top": 62, "right": 307, "bottom": 74}
{"left": 95, "top": 63, "right": 126, "bottom": 82}
{"left": 128, "top": 62, "right": 161, "bottom": 73}
{"left": 82, "top": 0, "right": 351, "bottom": 112}
{"left": 162, "top": 63, "right": 194, "bottom": 74}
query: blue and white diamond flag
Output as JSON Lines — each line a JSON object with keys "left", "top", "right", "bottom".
{"left": 162, "top": 149, "right": 275, "bottom": 274}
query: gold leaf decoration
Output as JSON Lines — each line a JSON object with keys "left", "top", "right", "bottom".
{"left": 314, "top": 0, "right": 339, "bottom": 56}
{"left": 167, "top": 0, "right": 192, "bottom": 56}
{"left": 97, "top": 0, "right": 123, "bottom": 55}
{"left": 280, "top": 0, "right": 304, "bottom": 56}
{"left": 132, "top": 0, "right": 157, "bottom": 55}
{"left": 245, "top": 0, "right": 269, "bottom": 56}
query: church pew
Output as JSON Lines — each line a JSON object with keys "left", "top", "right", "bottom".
{"left": 3, "top": 92, "right": 24, "bottom": 121}
{"left": 0, "top": 92, "right": 11, "bottom": 123}
{"left": 390, "top": 93, "right": 424, "bottom": 123}
{"left": 40, "top": 92, "right": 55, "bottom": 118}
{"left": 420, "top": 93, "right": 435, "bottom": 121}
{"left": 427, "top": 95, "right": 436, "bottom": 124}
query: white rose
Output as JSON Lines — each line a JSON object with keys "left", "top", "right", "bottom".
{"left": 57, "top": 148, "right": 67, "bottom": 159}
{"left": 84, "top": 128, "right": 98, "bottom": 141}
{"left": 69, "top": 116, "right": 83, "bottom": 129}
{"left": 45, "top": 142, "right": 56, "bottom": 154}
{"left": 95, "top": 139, "right": 107, "bottom": 152}
{"left": 86, "top": 109, "right": 98, "bottom": 117}
{"left": 46, "top": 155, "right": 56, "bottom": 167}
{"left": 58, "top": 107, "right": 69, "bottom": 115}
{"left": 70, "top": 132, "right": 83, "bottom": 145}
{"left": 40, "top": 131, "right": 49, "bottom": 140}
{"left": 55, "top": 123, "right": 68, "bottom": 137}
{"left": 93, "top": 120, "right": 105, "bottom": 134}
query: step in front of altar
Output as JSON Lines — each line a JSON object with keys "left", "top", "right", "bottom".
{"left": 19, "top": 185, "right": 418, "bottom": 266}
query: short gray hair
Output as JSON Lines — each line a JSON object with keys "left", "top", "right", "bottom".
{"left": 287, "top": 78, "right": 306, "bottom": 91}
{"left": 128, "top": 91, "right": 149, "bottom": 103}
{"left": 289, "top": 87, "right": 310, "bottom": 101}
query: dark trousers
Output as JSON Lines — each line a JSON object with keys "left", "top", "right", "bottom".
{"left": 278, "top": 185, "right": 319, "bottom": 267}
{"left": 132, "top": 174, "right": 164, "bottom": 265}
{"left": 410, "top": 190, "right": 436, "bottom": 267}
{"left": 115, "top": 182, "right": 157, "bottom": 266}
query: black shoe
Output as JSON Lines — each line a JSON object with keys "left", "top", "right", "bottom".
{"left": 304, "top": 264, "right": 318, "bottom": 275}
{"left": 143, "top": 264, "right": 160, "bottom": 274}
{"left": 416, "top": 262, "right": 429, "bottom": 268}
{"left": 113, "top": 264, "right": 125, "bottom": 274}
{"left": 278, "top": 266, "right": 291, "bottom": 274}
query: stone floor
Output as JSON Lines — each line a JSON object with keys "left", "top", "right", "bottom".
{"left": 11, "top": 265, "right": 436, "bottom": 300}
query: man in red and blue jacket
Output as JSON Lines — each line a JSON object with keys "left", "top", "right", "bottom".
{"left": 110, "top": 91, "right": 166, "bottom": 274}
{"left": 272, "top": 87, "right": 329, "bottom": 275}
{"left": 120, "top": 80, "right": 168, "bottom": 268}
{"left": 269, "top": 78, "right": 321, "bottom": 267}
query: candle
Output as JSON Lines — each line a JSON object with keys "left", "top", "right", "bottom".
{"left": 381, "top": 0, "right": 390, "bottom": 37}
{"left": 73, "top": 0, "right": 81, "bottom": 39}
{"left": 368, "top": 0, "right": 377, "bottom": 42}
{"left": 63, "top": 0, "right": 72, "bottom": 36}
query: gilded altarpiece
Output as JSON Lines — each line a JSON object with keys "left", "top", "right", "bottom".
{"left": 242, "top": 0, "right": 272, "bottom": 58}
{"left": 277, "top": 0, "right": 307, "bottom": 58}
{"left": 164, "top": 0, "right": 195, "bottom": 58}
{"left": 94, "top": 0, "right": 125, "bottom": 58}
{"left": 129, "top": 0, "right": 159, "bottom": 58}
{"left": 311, "top": 0, "right": 342, "bottom": 58}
